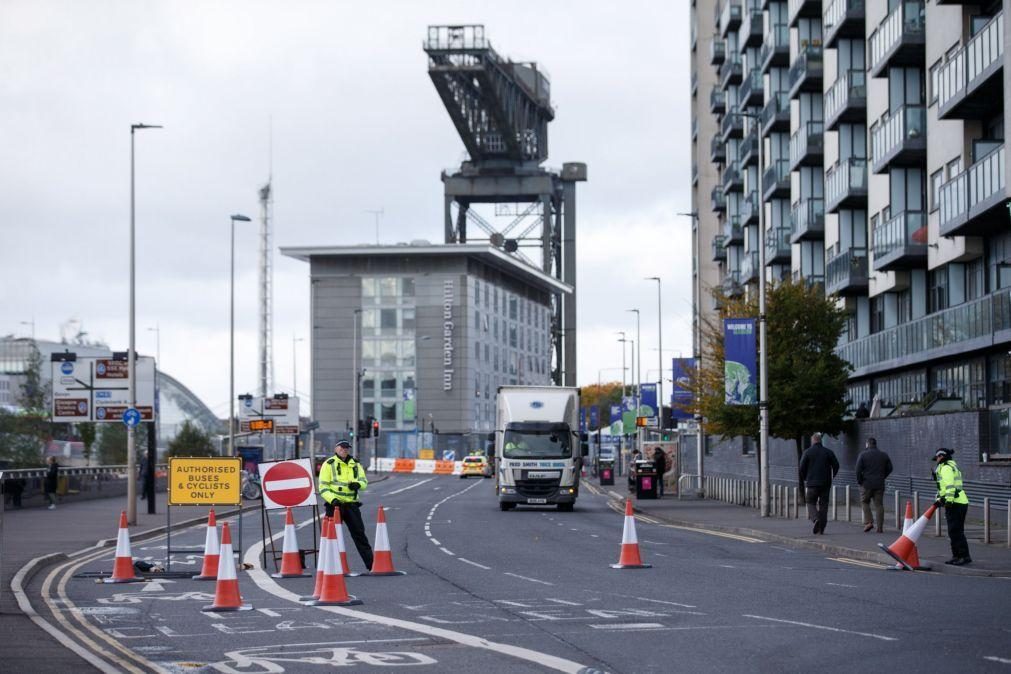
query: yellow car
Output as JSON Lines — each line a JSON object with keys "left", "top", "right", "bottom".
{"left": 460, "top": 455, "right": 491, "bottom": 478}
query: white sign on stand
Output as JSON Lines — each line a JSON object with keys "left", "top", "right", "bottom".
{"left": 257, "top": 459, "right": 316, "bottom": 510}
{"left": 238, "top": 395, "right": 300, "bottom": 434}
{"left": 51, "top": 354, "right": 156, "bottom": 423}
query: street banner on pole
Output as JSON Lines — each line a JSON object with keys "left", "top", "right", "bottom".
{"left": 579, "top": 407, "right": 587, "bottom": 432}
{"left": 671, "top": 358, "right": 697, "bottom": 420}
{"left": 724, "top": 318, "right": 757, "bottom": 405}
{"left": 640, "top": 383, "right": 658, "bottom": 421}
{"left": 589, "top": 405, "right": 599, "bottom": 431}
{"left": 609, "top": 403, "right": 623, "bottom": 434}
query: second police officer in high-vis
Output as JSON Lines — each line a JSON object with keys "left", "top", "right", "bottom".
{"left": 318, "top": 440, "right": 374, "bottom": 571}
{"left": 932, "top": 448, "right": 971, "bottom": 566}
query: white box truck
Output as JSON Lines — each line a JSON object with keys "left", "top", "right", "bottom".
{"left": 492, "top": 386, "right": 588, "bottom": 511}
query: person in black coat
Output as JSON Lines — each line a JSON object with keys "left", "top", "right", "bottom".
{"left": 799, "top": 433, "right": 839, "bottom": 535}
{"left": 855, "top": 437, "right": 893, "bottom": 532}
{"left": 653, "top": 447, "right": 668, "bottom": 498}
{"left": 44, "top": 456, "right": 59, "bottom": 510}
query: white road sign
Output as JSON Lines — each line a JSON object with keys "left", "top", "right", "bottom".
{"left": 51, "top": 354, "right": 156, "bottom": 423}
{"left": 238, "top": 395, "right": 300, "bottom": 434}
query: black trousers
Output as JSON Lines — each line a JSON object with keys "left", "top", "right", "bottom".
{"left": 944, "top": 502, "right": 970, "bottom": 559}
{"left": 805, "top": 486, "right": 831, "bottom": 533}
{"left": 325, "top": 500, "right": 374, "bottom": 571}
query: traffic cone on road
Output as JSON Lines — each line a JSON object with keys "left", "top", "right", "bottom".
{"left": 610, "top": 499, "right": 651, "bottom": 569}
{"left": 310, "top": 511, "right": 362, "bottom": 606}
{"left": 333, "top": 512, "right": 355, "bottom": 576}
{"left": 193, "top": 509, "right": 220, "bottom": 581}
{"left": 369, "top": 505, "right": 405, "bottom": 576}
{"left": 202, "top": 523, "right": 252, "bottom": 611}
{"left": 879, "top": 503, "right": 936, "bottom": 571}
{"left": 272, "top": 508, "right": 311, "bottom": 579}
{"left": 103, "top": 511, "right": 143, "bottom": 583}
{"left": 301, "top": 517, "right": 330, "bottom": 602}
{"left": 902, "top": 500, "right": 915, "bottom": 534}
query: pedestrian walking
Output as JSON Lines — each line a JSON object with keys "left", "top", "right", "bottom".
{"left": 855, "top": 437, "right": 892, "bottom": 533}
{"left": 44, "top": 456, "right": 59, "bottom": 510}
{"left": 317, "top": 440, "right": 374, "bottom": 570}
{"left": 652, "top": 447, "right": 667, "bottom": 498}
{"left": 799, "top": 433, "right": 839, "bottom": 535}
{"left": 932, "top": 448, "right": 971, "bottom": 566}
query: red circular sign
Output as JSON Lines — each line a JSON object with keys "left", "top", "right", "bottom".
{"left": 262, "top": 461, "right": 314, "bottom": 508}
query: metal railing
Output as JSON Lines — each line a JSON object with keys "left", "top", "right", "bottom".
{"left": 826, "top": 246, "right": 868, "bottom": 292}
{"left": 790, "top": 120, "right": 824, "bottom": 167}
{"left": 825, "top": 157, "right": 868, "bottom": 210}
{"left": 762, "top": 158, "right": 790, "bottom": 194}
{"left": 871, "top": 105, "right": 926, "bottom": 170}
{"left": 872, "top": 210, "right": 925, "bottom": 262}
{"left": 791, "top": 197, "right": 825, "bottom": 240}
{"left": 765, "top": 226, "right": 792, "bottom": 262}
{"left": 710, "top": 88, "right": 726, "bottom": 113}
{"left": 710, "top": 38, "right": 727, "bottom": 65}
{"left": 939, "top": 145, "right": 1005, "bottom": 232}
{"left": 761, "top": 92, "right": 789, "bottom": 131}
{"left": 825, "top": 69, "right": 866, "bottom": 124}
{"left": 937, "top": 11, "right": 1004, "bottom": 114}
{"left": 788, "top": 43, "right": 823, "bottom": 93}
{"left": 824, "top": 0, "right": 864, "bottom": 34}
{"left": 741, "top": 250, "right": 760, "bottom": 283}
{"left": 869, "top": 1, "right": 925, "bottom": 74}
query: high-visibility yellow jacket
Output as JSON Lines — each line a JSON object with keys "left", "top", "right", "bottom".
{"left": 934, "top": 460, "right": 969, "bottom": 505}
{"left": 318, "top": 455, "right": 368, "bottom": 505}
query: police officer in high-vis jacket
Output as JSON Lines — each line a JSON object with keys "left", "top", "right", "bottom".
{"left": 318, "top": 440, "right": 374, "bottom": 570}
{"left": 933, "top": 448, "right": 971, "bottom": 566}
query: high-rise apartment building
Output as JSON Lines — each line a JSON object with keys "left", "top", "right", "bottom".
{"left": 691, "top": 0, "right": 1010, "bottom": 449}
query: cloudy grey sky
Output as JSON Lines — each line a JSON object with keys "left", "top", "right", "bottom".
{"left": 1, "top": 1, "right": 692, "bottom": 417}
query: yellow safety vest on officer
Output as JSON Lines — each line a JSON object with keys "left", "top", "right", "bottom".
{"left": 318, "top": 452, "right": 369, "bottom": 505}
{"left": 932, "top": 447, "right": 971, "bottom": 566}
{"left": 934, "top": 459, "right": 969, "bottom": 505}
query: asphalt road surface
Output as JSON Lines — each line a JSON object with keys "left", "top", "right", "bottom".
{"left": 24, "top": 473, "right": 1011, "bottom": 673}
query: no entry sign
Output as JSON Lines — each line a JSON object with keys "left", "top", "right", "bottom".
{"left": 257, "top": 459, "right": 316, "bottom": 510}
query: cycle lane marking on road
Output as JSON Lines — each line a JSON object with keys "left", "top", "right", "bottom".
{"left": 742, "top": 614, "right": 898, "bottom": 641}
{"left": 386, "top": 477, "right": 435, "bottom": 496}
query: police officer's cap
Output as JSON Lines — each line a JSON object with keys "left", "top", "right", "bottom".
{"left": 933, "top": 447, "right": 953, "bottom": 461}
{"left": 335, "top": 440, "right": 351, "bottom": 450}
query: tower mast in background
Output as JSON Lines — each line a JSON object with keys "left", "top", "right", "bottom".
{"left": 257, "top": 129, "right": 274, "bottom": 398}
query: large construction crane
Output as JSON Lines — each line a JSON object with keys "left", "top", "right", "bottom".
{"left": 424, "top": 25, "right": 585, "bottom": 386}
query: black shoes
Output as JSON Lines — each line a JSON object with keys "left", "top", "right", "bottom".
{"left": 863, "top": 523, "right": 874, "bottom": 532}
{"left": 945, "top": 557, "right": 973, "bottom": 566}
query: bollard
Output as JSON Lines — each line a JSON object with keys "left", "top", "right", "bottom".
{"left": 831, "top": 486, "right": 837, "bottom": 521}
{"left": 894, "top": 490, "right": 901, "bottom": 530}
{"left": 984, "top": 498, "right": 991, "bottom": 544}
{"left": 845, "top": 485, "right": 851, "bottom": 522}
{"left": 1007, "top": 500, "right": 1011, "bottom": 549}
{"left": 793, "top": 486, "right": 799, "bottom": 519}
{"left": 913, "top": 491, "right": 920, "bottom": 520}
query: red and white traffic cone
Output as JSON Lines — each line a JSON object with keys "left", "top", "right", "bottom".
{"left": 610, "top": 499, "right": 651, "bottom": 569}
{"left": 193, "top": 509, "right": 220, "bottom": 581}
{"left": 369, "top": 505, "right": 405, "bottom": 576}
{"left": 103, "top": 511, "right": 143, "bottom": 583}
{"left": 272, "top": 508, "right": 311, "bottom": 578}
{"left": 901, "top": 500, "right": 915, "bottom": 534}
{"left": 301, "top": 517, "right": 330, "bottom": 602}
{"left": 333, "top": 513, "right": 355, "bottom": 576}
{"left": 202, "top": 522, "right": 252, "bottom": 611}
{"left": 879, "top": 504, "right": 936, "bottom": 572}
{"left": 310, "top": 511, "right": 362, "bottom": 606}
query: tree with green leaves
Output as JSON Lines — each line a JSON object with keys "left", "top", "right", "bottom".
{"left": 167, "top": 420, "right": 215, "bottom": 457}
{"left": 79, "top": 423, "right": 97, "bottom": 466}
{"left": 95, "top": 422, "right": 147, "bottom": 465}
{"left": 0, "top": 342, "right": 51, "bottom": 467}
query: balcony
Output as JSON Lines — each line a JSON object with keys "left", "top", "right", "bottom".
{"left": 722, "top": 162, "right": 744, "bottom": 194}
{"left": 789, "top": 121, "right": 824, "bottom": 170}
{"left": 825, "top": 158, "right": 869, "bottom": 212}
{"left": 710, "top": 39, "right": 727, "bottom": 66}
{"left": 740, "top": 6, "right": 764, "bottom": 50}
{"left": 692, "top": 115, "right": 699, "bottom": 140}
{"left": 741, "top": 250, "right": 760, "bottom": 284}
{"left": 710, "top": 88, "right": 726, "bottom": 114}
{"left": 720, "top": 0, "right": 743, "bottom": 38}
{"left": 761, "top": 92, "right": 790, "bottom": 135}
{"left": 762, "top": 158, "right": 791, "bottom": 200}
{"left": 721, "top": 112, "right": 744, "bottom": 141}
{"left": 788, "top": 43, "right": 823, "bottom": 99}
{"left": 788, "top": 0, "right": 820, "bottom": 27}
{"left": 722, "top": 270, "right": 744, "bottom": 297}
{"left": 825, "top": 246, "right": 869, "bottom": 296}
{"left": 711, "top": 186, "right": 727, "bottom": 213}
{"left": 740, "top": 69, "right": 764, "bottom": 107}
{"left": 710, "top": 135, "right": 726, "bottom": 164}
{"left": 740, "top": 128, "right": 759, "bottom": 167}
{"left": 872, "top": 210, "right": 927, "bottom": 271}
{"left": 868, "top": 1, "right": 925, "bottom": 77}
{"left": 691, "top": 72, "right": 699, "bottom": 95}
{"left": 870, "top": 105, "right": 926, "bottom": 174}
{"left": 741, "top": 192, "right": 760, "bottom": 225}
{"left": 937, "top": 12, "right": 1004, "bottom": 120}
{"left": 792, "top": 271, "right": 825, "bottom": 290}
{"left": 712, "top": 235, "right": 728, "bottom": 261}
{"left": 723, "top": 216, "right": 744, "bottom": 244}
{"left": 939, "top": 144, "right": 1006, "bottom": 237}
{"left": 824, "top": 0, "right": 865, "bottom": 48}
{"left": 720, "top": 57, "right": 744, "bottom": 90}
{"left": 760, "top": 24, "right": 790, "bottom": 73}
{"left": 824, "top": 69, "right": 867, "bottom": 130}
{"left": 765, "top": 226, "right": 792, "bottom": 264}
{"left": 790, "top": 198, "right": 825, "bottom": 242}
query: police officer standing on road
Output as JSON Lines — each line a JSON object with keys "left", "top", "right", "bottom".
{"left": 932, "top": 448, "right": 972, "bottom": 566}
{"left": 318, "top": 440, "right": 374, "bottom": 571}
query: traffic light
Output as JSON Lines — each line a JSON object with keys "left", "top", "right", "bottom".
{"left": 372, "top": 419, "right": 380, "bottom": 438}
{"left": 358, "top": 418, "right": 369, "bottom": 437}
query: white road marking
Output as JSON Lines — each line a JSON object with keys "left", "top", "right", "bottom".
{"left": 590, "top": 623, "right": 666, "bottom": 630}
{"left": 590, "top": 534, "right": 599, "bottom": 538}
{"left": 429, "top": 537, "right": 441, "bottom": 545}
{"left": 608, "top": 491, "right": 625, "bottom": 500}
{"left": 658, "top": 523, "right": 765, "bottom": 544}
{"left": 504, "top": 572, "right": 554, "bottom": 586}
{"left": 440, "top": 547, "right": 456, "bottom": 556}
{"left": 984, "top": 656, "right": 1011, "bottom": 665}
{"left": 827, "top": 557, "right": 886, "bottom": 569}
{"left": 493, "top": 600, "right": 533, "bottom": 608}
{"left": 826, "top": 582, "right": 858, "bottom": 588}
{"left": 633, "top": 597, "right": 697, "bottom": 608}
{"left": 257, "top": 608, "right": 283, "bottom": 617}
{"left": 545, "top": 598, "right": 581, "bottom": 606}
{"left": 458, "top": 558, "right": 492, "bottom": 570}
{"left": 386, "top": 477, "right": 435, "bottom": 495}
{"left": 743, "top": 614, "right": 898, "bottom": 641}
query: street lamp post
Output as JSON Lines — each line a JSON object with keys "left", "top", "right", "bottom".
{"left": 127, "top": 123, "right": 161, "bottom": 525}
{"left": 351, "top": 309, "right": 363, "bottom": 458}
{"left": 627, "top": 308, "right": 642, "bottom": 453}
{"left": 645, "top": 277, "right": 663, "bottom": 428}
{"left": 228, "top": 214, "right": 252, "bottom": 465}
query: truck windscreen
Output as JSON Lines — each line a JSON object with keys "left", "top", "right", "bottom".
{"left": 503, "top": 422, "right": 571, "bottom": 460}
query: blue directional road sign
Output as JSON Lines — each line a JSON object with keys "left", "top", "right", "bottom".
{"left": 122, "top": 407, "right": 142, "bottom": 428}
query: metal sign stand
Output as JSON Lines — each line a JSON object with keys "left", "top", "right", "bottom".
{"left": 261, "top": 502, "right": 319, "bottom": 573}
{"left": 166, "top": 456, "right": 242, "bottom": 573}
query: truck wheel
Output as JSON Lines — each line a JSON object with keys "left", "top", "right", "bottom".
{"left": 557, "top": 503, "right": 574, "bottom": 512}
{"left": 499, "top": 502, "right": 516, "bottom": 511}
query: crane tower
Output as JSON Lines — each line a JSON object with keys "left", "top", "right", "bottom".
{"left": 257, "top": 180, "right": 274, "bottom": 397}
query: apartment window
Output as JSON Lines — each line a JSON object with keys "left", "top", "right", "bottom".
{"left": 847, "top": 382, "right": 872, "bottom": 414}
{"left": 381, "top": 375, "right": 396, "bottom": 398}
{"left": 402, "top": 308, "right": 416, "bottom": 330}
{"left": 509, "top": 296, "right": 518, "bottom": 320}
{"left": 897, "top": 289, "right": 912, "bottom": 324}
{"left": 870, "top": 296, "right": 885, "bottom": 334}
{"left": 931, "top": 358, "right": 986, "bottom": 409}
{"left": 380, "top": 309, "right": 397, "bottom": 330}
{"left": 475, "top": 310, "right": 480, "bottom": 330}
{"left": 484, "top": 343, "right": 490, "bottom": 363}
{"left": 475, "top": 280, "right": 480, "bottom": 305}
{"left": 989, "top": 354, "right": 1011, "bottom": 404}
{"left": 381, "top": 403, "right": 397, "bottom": 422}
{"left": 928, "top": 268, "right": 949, "bottom": 313}
{"left": 928, "top": 59, "right": 941, "bottom": 106}
{"left": 930, "top": 169, "right": 944, "bottom": 212}
{"left": 362, "top": 377, "right": 375, "bottom": 397}
{"left": 401, "top": 278, "right": 415, "bottom": 297}
{"left": 873, "top": 370, "right": 927, "bottom": 408}
{"left": 967, "top": 259, "right": 985, "bottom": 300}
{"left": 509, "top": 325, "right": 518, "bottom": 348}
{"left": 947, "top": 157, "right": 963, "bottom": 179}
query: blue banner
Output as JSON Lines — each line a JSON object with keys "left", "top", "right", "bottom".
{"left": 579, "top": 407, "right": 587, "bottom": 432}
{"left": 724, "top": 318, "right": 757, "bottom": 405}
{"left": 609, "top": 403, "right": 622, "bottom": 425}
{"left": 640, "top": 383, "right": 658, "bottom": 420}
{"left": 589, "top": 405, "right": 599, "bottom": 430}
{"left": 671, "top": 358, "right": 697, "bottom": 420}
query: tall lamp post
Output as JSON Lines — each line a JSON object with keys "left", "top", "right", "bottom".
{"left": 351, "top": 308, "right": 363, "bottom": 458}
{"left": 627, "top": 308, "right": 642, "bottom": 453}
{"left": 228, "top": 214, "right": 252, "bottom": 463}
{"left": 127, "top": 122, "right": 161, "bottom": 525}
{"left": 645, "top": 277, "right": 663, "bottom": 428}
{"left": 678, "top": 210, "right": 706, "bottom": 496}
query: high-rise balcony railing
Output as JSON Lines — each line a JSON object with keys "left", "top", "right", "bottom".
{"left": 761, "top": 92, "right": 790, "bottom": 136}
{"left": 939, "top": 144, "right": 1006, "bottom": 237}
{"left": 741, "top": 191, "right": 760, "bottom": 225}
{"left": 789, "top": 120, "right": 824, "bottom": 170}
{"left": 740, "top": 250, "right": 760, "bottom": 284}
{"left": 871, "top": 105, "right": 926, "bottom": 174}
{"left": 710, "top": 135, "right": 726, "bottom": 163}
{"left": 760, "top": 23, "right": 790, "bottom": 73}
{"left": 721, "top": 111, "right": 744, "bottom": 141}
{"left": 825, "top": 157, "right": 868, "bottom": 213}
{"left": 872, "top": 210, "right": 927, "bottom": 271}
{"left": 720, "top": 56, "right": 744, "bottom": 90}
{"left": 710, "top": 88, "right": 726, "bottom": 114}
{"left": 723, "top": 216, "right": 744, "bottom": 244}
{"left": 937, "top": 11, "right": 1004, "bottom": 120}
{"left": 788, "top": 0, "right": 820, "bottom": 27}
{"left": 740, "top": 4, "right": 763, "bottom": 50}
{"left": 765, "top": 226, "right": 792, "bottom": 264}
{"left": 720, "top": 0, "right": 743, "bottom": 38}
{"left": 762, "top": 158, "right": 791, "bottom": 200}
{"left": 824, "top": 69, "right": 866, "bottom": 130}
{"left": 740, "top": 68, "right": 764, "bottom": 107}
{"left": 788, "top": 43, "right": 823, "bottom": 99}
{"left": 722, "top": 162, "right": 744, "bottom": 194}
{"left": 790, "top": 198, "right": 825, "bottom": 243}
{"left": 740, "top": 128, "right": 759, "bottom": 167}
{"left": 711, "top": 186, "right": 727, "bottom": 213}
{"left": 868, "top": 1, "right": 925, "bottom": 77}
{"left": 722, "top": 270, "right": 744, "bottom": 297}
{"left": 824, "top": 0, "right": 865, "bottom": 48}
{"left": 825, "top": 246, "right": 869, "bottom": 296}
{"left": 710, "top": 38, "right": 727, "bottom": 66}
{"left": 712, "top": 235, "right": 728, "bottom": 261}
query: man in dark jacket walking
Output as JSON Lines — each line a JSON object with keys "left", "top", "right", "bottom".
{"left": 855, "top": 437, "right": 892, "bottom": 533}
{"left": 799, "top": 433, "right": 839, "bottom": 535}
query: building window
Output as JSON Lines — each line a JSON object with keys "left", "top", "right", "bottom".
{"left": 402, "top": 277, "right": 415, "bottom": 297}
{"left": 931, "top": 358, "right": 986, "bottom": 409}
{"left": 380, "top": 309, "right": 397, "bottom": 330}
{"left": 509, "top": 296, "right": 518, "bottom": 320}
{"left": 380, "top": 340, "right": 397, "bottom": 367}
{"left": 928, "top": 268, "right": 949, "bottom": 313}
{"left": 929, "top": 58, "right": 941, "bottom": 106}
{"left": 873, "top": 370, "right": 927, "bottom": 408}
{"left": 509, "top": 325, "right": 518, "bottom": 348}
{"left": 379, "top": 277, "right": 398, "bottom": 298}
{"left": 362, "top": 377, "right": 375, "bottom": 397}
{"left": 484, "top": 344, "right": 490, "bottom": 363}
{"left": 362, "top": 278, "right": 377, "bottom": 298}
{"left": 475, "top": 310, "right": 480, "bottom": 330}
{"left": 989, "top": 354, "right": 1011, "bottom": 405}
{"left": 381, "top": 376, "right": 396, "bottom": 398}
{"left": 402, "top": 308, "right": 416, "bottom": 330}
{"left": 401, "top": 340, "right": 415, "bottom": 367}
{"left": 930, "top": 169, "right": 943, "bottom": 212}
{"left": 967, "top": 259, "right": 985, "bottom": 300}
{"left": 897, "top": 289, "right": 912, "bottom": 324}
{"left": 870, "top": 297, "right": 884, "bottom": 334}
{"left": 947, "top": 156, "right": 963, "bottom": 179}
{"left": 381, "top": 403, "right": 397, "bottom": 422}
{"left": 475, "top": 279, "right": 480, "bottom": 305}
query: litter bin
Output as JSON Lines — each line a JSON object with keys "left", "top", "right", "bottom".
{"left": 635, "top": 460, "right": 658, "bottom": 499}
{"left": 599, "top": 460, "right": 615, "bottom": 486}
